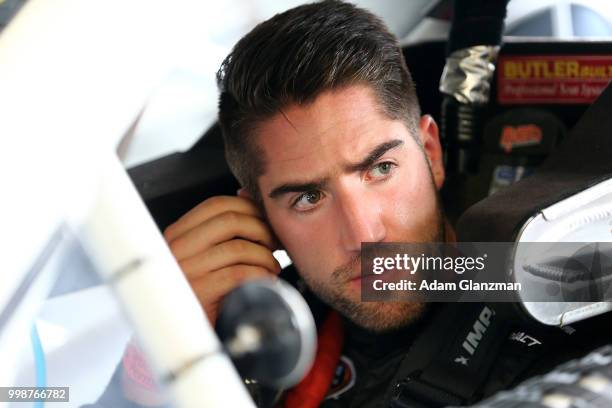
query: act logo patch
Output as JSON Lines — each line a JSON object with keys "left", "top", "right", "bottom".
{"left": 510, "top": 331, "right": 542, "bottom": 347}
{"left": 326, "top": 356, "right": 356, "bottom": 400}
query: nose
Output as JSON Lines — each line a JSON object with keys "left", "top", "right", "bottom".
{"left": 337, "top": 189, "right": 386, "bottom": 252}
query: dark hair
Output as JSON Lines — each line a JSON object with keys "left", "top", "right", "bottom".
{"left": 217, "top": 0, "right": 420, "bottom": 199}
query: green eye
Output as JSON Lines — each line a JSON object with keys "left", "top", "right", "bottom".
{"left": 378, "top": 162, "right": 392, "bottom": 174}
{"left": 304, "top": 191, "right": 321, "bottom": 203}
{"left": 369, "top": 161, "right": 396, "bottom": 179}
{"left": 293, "top": 190, "right": 323, "bottom": 211}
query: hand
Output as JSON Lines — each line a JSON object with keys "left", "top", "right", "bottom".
{"left": 164, "top": 196, "right": 281, "bottom": 325}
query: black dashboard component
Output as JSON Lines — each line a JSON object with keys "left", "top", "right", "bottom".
{"left": 216, "top": 280, "right": 316, "bottom": 390}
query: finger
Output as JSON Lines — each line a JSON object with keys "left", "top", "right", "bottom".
{"left": 180, "top": 239, "right": 281, "bottom": 279}
{"left": 169, "top": 211, "right": 276, "bottom": 260}
{"left": 190, "top": 265, "right": 274, "bottom": 316}
{"left": 235, "top": 193, "right": 283, "bottom": 251}
{"left": 164, "top": 196, "right": 263, "bottom": 242}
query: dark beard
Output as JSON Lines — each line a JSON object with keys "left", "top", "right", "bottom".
{"left": 298, "top": 191, "right": 446, "bottom": 332}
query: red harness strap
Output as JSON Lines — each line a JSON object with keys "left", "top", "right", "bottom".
{"left": 283, "top": 311, "right": 345, "bottom": 408}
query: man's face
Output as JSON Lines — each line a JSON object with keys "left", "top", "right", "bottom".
{"left": 255, "top": 85, "right": 446, "bottom": 331}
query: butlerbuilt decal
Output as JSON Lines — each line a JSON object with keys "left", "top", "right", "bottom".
{"left": 498, "top": 55, "right": 612, "bottom": 104}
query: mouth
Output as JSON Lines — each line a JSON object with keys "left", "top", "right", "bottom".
{"left": 348, "top": 272, "right": 376, "bottom": 284}
{"left": 338, "top": 257, "right": 363, "bottom": 283}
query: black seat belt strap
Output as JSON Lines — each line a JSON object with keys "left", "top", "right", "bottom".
{"left": 387, "top": 303, "right": 546, "bottom": 407}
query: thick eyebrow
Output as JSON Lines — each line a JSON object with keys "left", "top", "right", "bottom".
{"left": 267, "top": 139, "right": 404, "bottom": 199}
{"left": 269, "top": 177, "right": 329, "bottom": 199}
{"left": 343, "top": 139, "right": 404, "bottom": 173}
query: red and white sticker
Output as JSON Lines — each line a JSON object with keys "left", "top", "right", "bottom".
{"left": 498, "top": 55, "right": 612, "bottom": 104}
{"left": 123, "top": 341, "right": 158, "bottom": 391}
{"left": 499, "top": 124, "right": 543, "bottom": 152}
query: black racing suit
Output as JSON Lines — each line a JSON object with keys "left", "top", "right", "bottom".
{"left": 84, "top": 265, "right": 612, "bottom": 407}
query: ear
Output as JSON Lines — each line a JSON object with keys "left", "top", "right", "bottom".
{"left": 237, "top": 187, "right": 285, "bottom": 251}
{"left": 237, "top": 187, "right": 252, "bottom": 199}
{"left": 418, "top": 115, "right": 445, "bottom": 190}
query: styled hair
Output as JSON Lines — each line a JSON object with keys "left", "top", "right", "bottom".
{"left": 217, "top": 0, "right": 420, "bottom": 199}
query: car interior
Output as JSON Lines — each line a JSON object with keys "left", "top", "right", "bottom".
{"left": 1, "top": 0, "right": 612, "bottom": 407}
